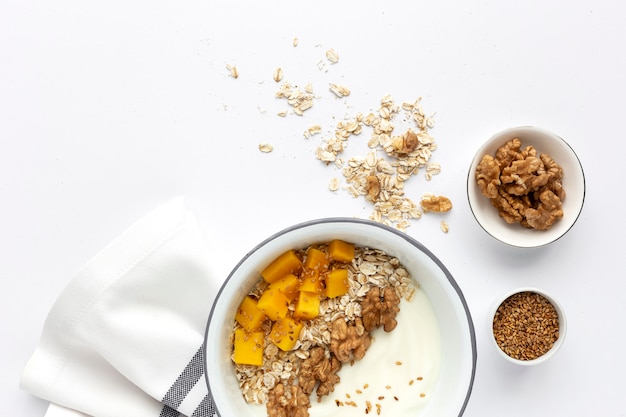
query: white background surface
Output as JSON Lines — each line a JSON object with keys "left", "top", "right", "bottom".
{"left": 1, "top": 1, "right": 624, "bottom": 416}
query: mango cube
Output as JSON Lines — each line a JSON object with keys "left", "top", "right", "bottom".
{"left": 298, "top": 274, "right": 324, "bottom": 294}
{"left": 261, "top": 250, "right": 303, "bottom": 284}
{"left": 269, "top": 317, "right": 303, "bottom": 351}
{"left": 235, "top": 296, "right": 266, "bottom": 331}
{"left": 304, "top": 247, "right": 330, "bottom": 273}
{"left": 232, "top": 328, "right": 264, "bottom": 366}
{"left": 294, "top": 291, "right": 320, "bottom": 320}
{"left": 325, "top": 269, "right": 349, "bottom": 298}
{"left": 299, "top": 247, "right": 329, "bottom": 294}
{"left": 269, "top": 273, "right": 300, "bottom": 301}
{"left": 328, "top": 239, "right": 355, "bottom": 262}
{"left": 257, "top": 289, "right": 290, "bottom": 321}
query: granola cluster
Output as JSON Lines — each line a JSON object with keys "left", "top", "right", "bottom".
{"left": 475, "top": 138, "right": 566, "bottom": 230}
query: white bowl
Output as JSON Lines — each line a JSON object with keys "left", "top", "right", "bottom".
{"left": 467, "top": 126, "right": 585, "bottom": 248}
{"left": 489, "top": 287, "right": 567, "bottom": 366}
{"left": 204, "top": 218, "right": 476, "bottom": 417}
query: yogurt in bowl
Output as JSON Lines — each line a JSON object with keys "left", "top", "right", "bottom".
{"left": 204, "top": 218, "right": 476, "bottom": 417}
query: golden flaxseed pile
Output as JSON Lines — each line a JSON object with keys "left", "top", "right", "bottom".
{"left": 492, "top": 291, "right": 559, "bottom": 361}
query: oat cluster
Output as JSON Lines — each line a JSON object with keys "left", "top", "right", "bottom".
{"left": 313, "top": 95, "right": 449, "bottom": 231}
{"left": 275, "top": 82, "right": 316, "bottom": 116}
{"left": 492, "top": 291, "right": 560, "bottom": 361}
{"left": 242, "top": 42, "right": 451, "bottom": 232}
{"left": 475, "top": 138, "right": 566, "bottom": 230}
{"left": 234, "top": 245, "right": 415, "bottom": 415}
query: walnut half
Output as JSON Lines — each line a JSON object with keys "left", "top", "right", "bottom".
{"left": 266, "top": 383, "right": 311, "bottom": 417}
{"left": 420, "top": 194, "right": 453, "bottom": 213}
{"left": 299, "top": 347, "right": 342, "bottom": 402}
{"left": 329, "top": 317, "right": 371, "bottom": 363}
{"left": 361, "top": 286, "right": 401, "bottom": 332}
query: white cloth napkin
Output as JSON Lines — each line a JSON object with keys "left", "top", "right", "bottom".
{"left": 21, "top": 197, "right": 221, "bottom": 417}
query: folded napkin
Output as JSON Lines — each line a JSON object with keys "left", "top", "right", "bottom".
{"left": 21, "top": 197, "right": 221, "bottom": 417}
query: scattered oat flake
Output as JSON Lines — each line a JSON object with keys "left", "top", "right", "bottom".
{"left": 292, "top": 36, "right": 299, "bottom": 47}
{"left": 225, "top": 64, "right": 238, "bottom": 79}
{"left": 328, "top": 177, "right": 340, "bottom": 192}
{"left": 329, "top": 83, "right": 351, "bottom": 98}
{"left": 273, "top": 67, "right": 283, "bottom": 82}
{"left": 440, "top": 221, "right": 449, "bottom": 233}
{"left": 395, "top": 361, "right": 402, "bottom": 365}
{"left": 304, "top": 124, "right": 322, "bottom": 138}
{"left": 258, "top": 143, "right": 273, "bottom": 153}
{"left": 425, "top": 162, "right": 441, "bottom": 180}
{"left": 326, "top": 48, "right": 339, "bottom": 63}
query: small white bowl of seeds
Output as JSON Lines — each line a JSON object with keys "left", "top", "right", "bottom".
{"left": 490, "top": 287, "right": 566, "bottom": 365}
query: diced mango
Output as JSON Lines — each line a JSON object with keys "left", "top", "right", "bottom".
{"left": 261, "top": 250, "right": 303, "bottom": 284}
{"left": 325, "top": 269, "right": 349, "bottom": 298}
{"left": 269, "top": 273, "right": 300, "bottom": 301}
{"left": 299, "top": 247, "right": 329, "bottom": 294}
{"left": 298, "top": 274, "right": 324, "bottom": 294}
{"left": 304, "top": 247, "right": 330, "bottom": 272}
{"left": 328, "top": 239, "right": 355, "bottom": 262}
{"left": 235, "top": 296, "right": 266, "bottom": 331}
{"left": 269, "top": 317, "right": 303, "bottom": 351}
{"left": 294, "top": 291, "right": 321, "bottom": 320}
{"left": 232, "top": 328, "right": 264, "bottom": 366}
{"left": 257, "top": 289, "right": 290, "bottom": 321}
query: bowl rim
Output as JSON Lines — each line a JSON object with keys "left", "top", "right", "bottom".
{"left": 489, "top": 286, "right": 567, "bottom": 366}
{"left": 466, "top": 125, "right": 586, "bottom": 248}
{"left": 203, "top": 217, "right": 477, "bottom": 417}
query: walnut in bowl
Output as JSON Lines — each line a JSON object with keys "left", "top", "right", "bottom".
{"left": 467, "top": 126, "right": 585, "bottom": 247}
